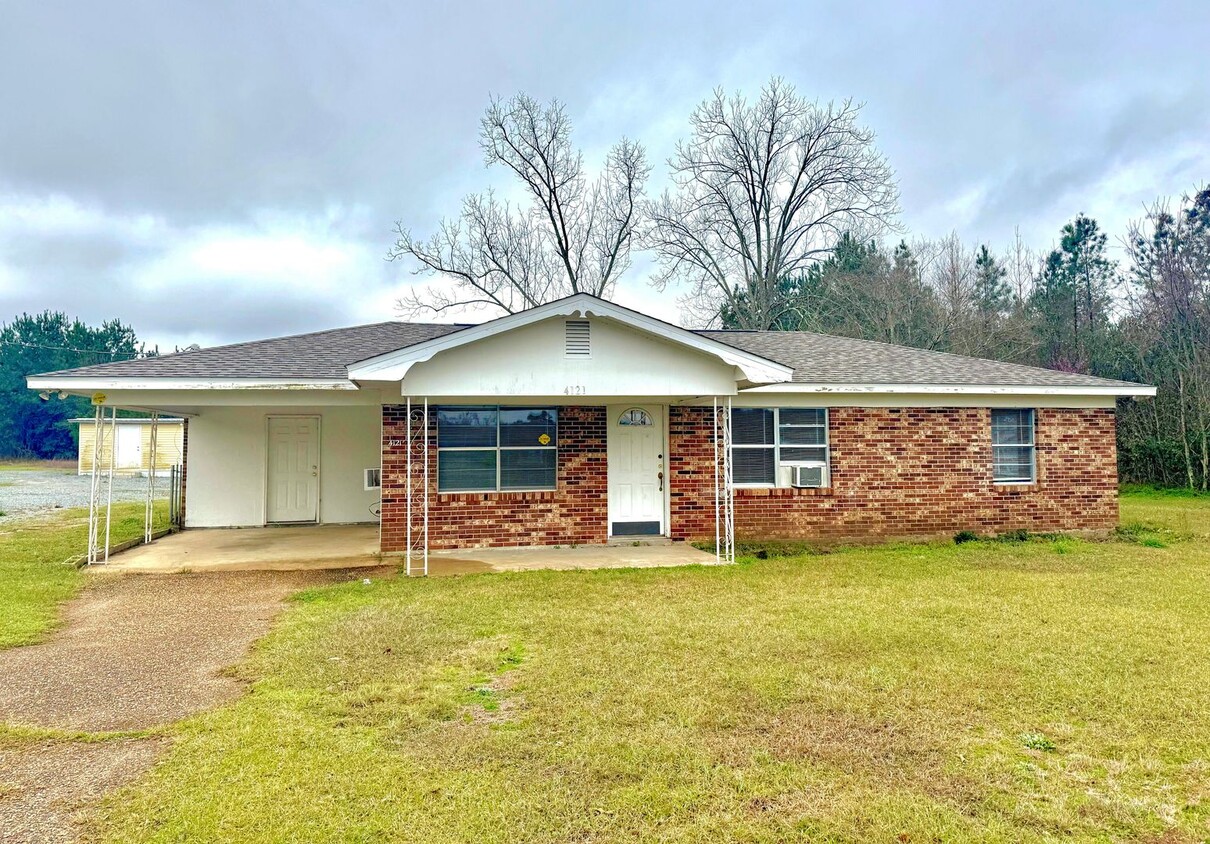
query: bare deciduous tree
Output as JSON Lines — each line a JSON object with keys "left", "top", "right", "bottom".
{"left": 391, "top": 94, "right": 649, "bottom": 315}
{"left": 645, "top": 78, "right": 900, "bottom": 328}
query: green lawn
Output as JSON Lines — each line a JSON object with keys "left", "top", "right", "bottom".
{"left": 75, "top": 489, "right": 1209, "bottom": 843}
{"left": 0, "top": 501, "right": 168, "bottom": 648}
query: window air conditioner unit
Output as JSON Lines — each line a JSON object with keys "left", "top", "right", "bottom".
{"left": 779, "top": 463, "right": 826, "bottom": 489}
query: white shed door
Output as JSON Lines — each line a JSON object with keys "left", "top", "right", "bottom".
{"left": 266, "top": 416, "right": 319, "bottom": 523}
{"left": 607, "top": 405, "right": 665, "bottom": 536}
{"left": 115, "top": 425, "right": 142, "bottom": 469}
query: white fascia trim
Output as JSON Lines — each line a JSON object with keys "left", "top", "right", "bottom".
{"left": 26, "top": 376, "right": 358, "bottom": 391}
{"left": 345, "top": 293, "right": 794, "bottom": 384}
{"left": 740, "top": 382, "right": 1157, "bottom": 397}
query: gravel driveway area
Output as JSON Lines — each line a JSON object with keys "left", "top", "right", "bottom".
{"left": 0, "top": 469, "right": 161, "bottom": 523}
{"left": 0, "top": 566, "right": 393, "bottom": 842}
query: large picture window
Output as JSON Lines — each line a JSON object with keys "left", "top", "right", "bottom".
{"left": 437, "top": 406, "right": 557, "bottom": 492}
{"left": 731, "top": 407, "right": 829, "bottom": 487}
{"left": 992, "top": 408, "right": 1036, "bottom": 483}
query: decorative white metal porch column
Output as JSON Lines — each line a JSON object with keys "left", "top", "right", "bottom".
{"left": 713, "top": 396, "right": 735, "bottom": 565}
{"left": 404, "top": 397, "right": 430, "bottom": 576}
{"left": 86, "top": 404, "right": 118, "bottom": 565}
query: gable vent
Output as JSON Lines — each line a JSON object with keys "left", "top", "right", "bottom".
{"left": 564, "top": 319, "right": 591, "bottom": 358}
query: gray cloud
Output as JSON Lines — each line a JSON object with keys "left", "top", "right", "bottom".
{"left": 1, "top": 0, "right": 1207, "bottom": 348}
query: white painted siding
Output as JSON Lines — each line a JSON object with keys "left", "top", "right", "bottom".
{"left": 402, "top": 316, "right": 741, "bottom": 398}
{"left": 186, "top": 405, "right": 380, "bottom": 528}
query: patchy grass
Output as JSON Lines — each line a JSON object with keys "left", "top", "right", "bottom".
{"left": 89, "top": 491, "right": 1210, "bottom": 843}
{"left": 1120, "top": 485, "right": 1210, "bottom": 540}
{"left": 0, "top": 501, "right": 169, "bottom": 649}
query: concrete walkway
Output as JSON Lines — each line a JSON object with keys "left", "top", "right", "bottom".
{"left": 100, "top": 524, "right": 720, "bottom": 575}
{"left": 103, "top": 524, "right": 380, "bottom": 573}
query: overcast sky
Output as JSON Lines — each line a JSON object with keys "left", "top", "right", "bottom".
{"left": 1, "top": 0, "right": 1207, "bottom": 351}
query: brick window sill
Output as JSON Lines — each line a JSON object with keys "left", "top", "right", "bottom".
{"left": 437, "top": 490, "right": 559, "bottom": 502}
{"left": 736, "top": 487, "right": 836, "bottom": 498}
{"left": 992, "top": 483, "right": 1040, "bottom": 494}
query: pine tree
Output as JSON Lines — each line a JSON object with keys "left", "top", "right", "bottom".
{"left": 1030, "top": 215, "right": 1117, "bottom": 372}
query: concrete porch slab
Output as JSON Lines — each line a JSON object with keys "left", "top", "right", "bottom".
{"left": 98, "top": 525, "right": 381, "bottom": 573}
{"left": 97, "top": 525, "right": 721, "bottom": 575}
{"left": 420, "top": 543, "right": 721, "bottom": 576}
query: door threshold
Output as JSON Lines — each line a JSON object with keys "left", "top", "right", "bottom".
{"left": 605, "top": 536, "right": 672, "bottom": 547}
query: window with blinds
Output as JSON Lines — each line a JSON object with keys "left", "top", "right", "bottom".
{"left": 992, "top": 408, "right": 1036, "bottom": 483}
{"left": 731, "top": 407, "right": 830, "bottom": 487}
{"left": 437, "top": 406, "right": 558, "bottom": 492}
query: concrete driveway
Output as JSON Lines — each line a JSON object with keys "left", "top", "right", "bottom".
{"left": 0, "top": 566, "right": 393, "bottom": 842}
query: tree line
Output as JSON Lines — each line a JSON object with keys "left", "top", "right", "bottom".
{"left": 735, "top": 197, "right": 1210, "bottom": 490}
{"left": 0, "top": 313, "right": 147, "bottom": 459}
{"left": 392, "top": 78, "right": 1209, "bottom": 490}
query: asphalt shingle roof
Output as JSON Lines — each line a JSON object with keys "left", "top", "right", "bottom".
{"left": 38, "top": 322, "right": 468, "bottom": 379}
{"left": 37, "top": 319, "right": 1144, "bottom": 390}
{"left": 699, "top": 330, "right": 1144, "bottom": 389}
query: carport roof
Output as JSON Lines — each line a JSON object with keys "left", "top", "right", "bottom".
{"left": 35, "top": 321, "right": 467, "bottom": 380}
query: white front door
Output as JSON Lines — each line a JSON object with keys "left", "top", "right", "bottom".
{"left": 266, "top": 416, "right": 320, "bottom": 523}
{"left": 607, "top": 405, "right": 665, "bottom": 536}
{"left": 115, "top": 425, "right": 142, "bottom": 470}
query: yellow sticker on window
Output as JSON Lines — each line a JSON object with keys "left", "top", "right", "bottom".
{"left": 538, "top": 433, "right": 551, "bottom": 445}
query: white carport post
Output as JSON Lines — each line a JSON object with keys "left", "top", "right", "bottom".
{"left": 144, "top": 411, "right": 159, "bottom": 543}
{"left": 86, "top": 404, "right": 118, "bottom": 565}
{"left": 103, "top": 406, "right": 116, "bottom": 562}
{"left": 86, "top": 404, "right": 104, "bottom": 564}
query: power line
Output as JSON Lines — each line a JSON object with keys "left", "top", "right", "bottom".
{"left": 0, "top": 339, "right": 138, "bottom": 357}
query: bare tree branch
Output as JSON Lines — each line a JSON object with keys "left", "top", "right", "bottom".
{"left": 645, "top": 77, "right": 900, "bottom": 328}
{"left": 391, "top": 94, "right": 650, "bottom": 317}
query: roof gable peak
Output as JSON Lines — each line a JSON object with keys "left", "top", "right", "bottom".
{"left": 347, "top": 294, "right": 793, "bottom": 384}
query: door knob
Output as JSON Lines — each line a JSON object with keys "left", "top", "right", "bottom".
{"left": 658, "top": 470, "right": 664, "bottom": 492}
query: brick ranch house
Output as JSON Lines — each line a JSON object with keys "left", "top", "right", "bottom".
{"left": 28, "top": 294, "right": 1153, "bottom": 556}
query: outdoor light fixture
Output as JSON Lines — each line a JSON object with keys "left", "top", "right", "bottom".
{"left": 38, "top": 391, "right": 50, "bottom": 401}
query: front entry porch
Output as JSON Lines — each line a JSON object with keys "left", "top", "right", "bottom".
{"left": 426, "top": 542, "right": 719, "bottom": 575}
{"left": 97, "top": 525, "right": 720, "bottom": 575}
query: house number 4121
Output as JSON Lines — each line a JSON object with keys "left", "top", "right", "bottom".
{"left": 563, "top": 385, "right": 586, "bottom": 395}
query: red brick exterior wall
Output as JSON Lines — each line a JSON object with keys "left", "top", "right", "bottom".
{"left": 379, "top": 403, "right": 1118, "bottom": 552}
{"left": 380, "top": 405, "right": 608, "bottom": 551}
{"left": 669, "top": 406, "right": 1118, "bottom": 543}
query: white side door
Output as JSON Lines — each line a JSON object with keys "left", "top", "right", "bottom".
{"left": 266, "top": 416, "right": 320, "bottom": 523}
{"left": 115, "top": 424, "right": 142, "bottom": 470}
{"left": 607, "top": 405, "right": 665, "bottom": 536}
